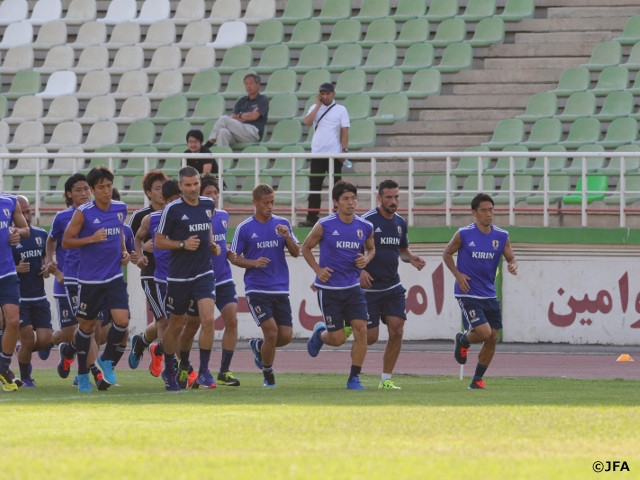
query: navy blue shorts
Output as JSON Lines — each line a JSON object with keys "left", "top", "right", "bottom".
{"left": 317, "top": 286, "right": 368, "bottom": 332}
{"left": 215, "top": 281, "right": 238, "bottom": 311}
{"left": 155, "top": 280, "right": 168, "bottom": 320}
{"left": 65, "top": 283, "right": 78, "bottom": 316}
{"left": 0, "top": 275, "right": 20, "bottom": 307}
{"left": 76, "top": 277, "right": 129, "bottom": 320}
{"left": 456, "top": 296, "right": 502, "bottom": 331}
{"left": 19, "top": 299, "right": 52, "bottom": 330}
{"left": 54, "top": 295, "right": 77, "bottom": 329}
{"left": 246, "top": 293, "right": 292, "bottom": 327}
{"left": 167, "top": 273, "right": 215, "bottom": 316}
{"left": 365, "top": 284, "right": 407, "bottom": 329}
{"left": 141, "top": 278, "right": 165, "bottom": 321}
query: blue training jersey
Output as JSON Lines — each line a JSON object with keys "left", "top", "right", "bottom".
{"left": 157, "top": 196, "right": 215, "bottom": 281}
{"left": 231, "top": 214, "right": 297, "bottom": 294}
{"left": 0, "top": 194, "right": 18, "bottom": 280}
{"left": 48, "top": 206, "right": 74, "bottom": 295}
{"left": 76, "top": 199, "right": 128, "bottom": 283}
{"left": 454, "top": 222, "right": 509, "bottom": 299}
{"left": 361, "top": 208, "right": 409, "bottom": 292}
{"left": 315, "top": 213, "right": 374, "bottom": 290}
{"left": 149, "top": 210, "right": 170, "bottom": 282}
{"left": 12, "top": 226, "right": 48, "bottom": 301}
{"left": 211, "top": 209, "right": 233, "bottom": 286}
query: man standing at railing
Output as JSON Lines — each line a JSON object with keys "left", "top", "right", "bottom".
{"left": 298, "top": 82, "right": 350, "bottom": 228}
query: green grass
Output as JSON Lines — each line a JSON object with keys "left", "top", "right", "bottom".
{"left": 3, "top": 371, "right": 639, "bottom": 480}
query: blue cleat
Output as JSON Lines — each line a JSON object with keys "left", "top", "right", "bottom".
{"left": 21, "top": 378, "right": 36, "bottom": 388}
{"left": 77, "top": 373, "right": 92, "bottom": 393}
{"left": 248, "top": 338, "right": 264, "bottom": 370}
{"left": 346, "top": 375, "right": 366, "bottom": 390}
{"left": 196, "top": 370, "right": 217, "bottom": 389}
{"left": 96, "top": 355, "right": 116, "bottom": 385}
{"left": 161, "top": 370, "right": 181, "bottom": 392}
{"left": 128, "top": 334, "right": 144, "bottom": 369}
{"left": 307, "top": 322, "right": 326, "bottom": 357}
{"left": 263, "top": 371, "right": 276, "bottom": 388}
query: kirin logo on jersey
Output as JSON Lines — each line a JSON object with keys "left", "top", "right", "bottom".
{"left": 492, "top": 240, "right": 500, "bottom": 250}
{"left": 357, "top": 229, "right": 363, "bottom": 239}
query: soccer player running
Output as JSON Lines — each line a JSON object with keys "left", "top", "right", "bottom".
{"left": 127, "top": 170, "right": 168, "bottom": 369}
{"left": 302, "top": 181, "right": 375, "bottom": 390}
{"left": 12, "top": 196, "right": 53, "bottom": 387}
{"left": 360, "top": 180, "right": 426, "bottom": 390}
{"left": 443, "top": 193, "right": 518, "bottom": 390}
{"left": 154, "top": 167, "right": 221, "bottom": 391}
{"left": 61, "top": 167, "right": 131, "bottom": 393}
{"left": 200, "top": 174, "right": 240, "bottom": 386}
{"left": 0, "top": 192, "right": 29, "bottom": 391}
{"left": 231, "top": 184, "right": 300, "bottom": 388}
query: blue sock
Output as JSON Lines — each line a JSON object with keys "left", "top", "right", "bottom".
{"left": 0, "top": 352, "right": 11, "bottom": 374}
{"left": 474, "top": 363, "right": 488, "bottom": 380}
{"left": 349, "top": 365, "right": 362, "bottom": 381}
{"left": 102, "top": 324, "right": 127, "bottom": 361}
{"left": 220, "top": 349, "right": 234, "bottom": 373}
{"left": 199, "top": 348, "right": 211, "bottom": 373}
{"left": 460, "top": 333, "right": 470, "bottom": 347}
{"left": 19, "top": 361, "right": 31, "bottom": 380}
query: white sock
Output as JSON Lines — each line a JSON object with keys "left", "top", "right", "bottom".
{"left": 381, "top": 373, "right": 392, "bottom": 382}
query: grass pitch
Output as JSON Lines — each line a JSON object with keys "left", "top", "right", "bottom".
{"left": 2, "top": 371, "right": 639, "bottom": 480}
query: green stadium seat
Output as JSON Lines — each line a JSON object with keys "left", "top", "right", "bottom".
{"left": 460, "top": 0, "right": 496, "bottom": 21}
{"left": 405, "top": 68, "right": 441, "bottom": 98}
{"left": 451, "top": 175, "right": 496, "bottom": 205}
{"left": 582, "top": 41, "right": 623, "bottom": 71}
{"left": 603, "top": 175, "right": 640, "bottom": 205}
{"left": 220, "top": 69, "right": 253, "bottom": 99}
{"left": 217, "top": 44, "right": 252, "bottom": 74}
{"left": 4, "top": 71, "right": 41, "bottom": 100}
{"left": 254, "top": 44, "right": 290, "bottom": 74}
{"left": 189, "top": 94, "right": 226, "bottom": 125}
{"left": 367, "top": 69, "right": 404, "bottom": 98}
{"left": 328, "top": 44, "right": 363, "bottom": 72}
{"left": 482, "top": 119, "right": 525, "bottom": 149}
{"left": 596, "top": 117, "right": 638, "bottom": 148}
{"left": 250, "top": 19, "right": 284, "bottom": 49}
{"left": 554, "top": 91, "right": 597, "bottom": 121}
{"left": 558, "top": 118, "right": 602, "bottom": 149}
{"left": 562, "top": 175, "right": 609, "bottom": 204}
{"left": 347, "top": 119, "right": 377, "bottom": 150}
{"left": 517, "top": 92, "right": 558, "bottom": 122}
{"left": 395, "top": 18, "right": 430, "bottom": 47}
{"left": 399, "top": 43, "right": 435, "bottom": 73}
{"left": 361, "top": 44, "right": 398, "bottom": 73}
{"left": 371, "top": 94, "right": 409, "bottom": 124}
{"left": 452, "top": 147, "right": 491, "bottom": 175}
{"left": 291, "top": 44, "right": 329, "bottom": 73}
{"left": 297, "top": 69, "right": 332, "bottom": 98}
{"left": 435, "top": 43, "right": 473, "bottom": 73}
{"left": 278, "top": 0, "right": 313, "bottom": 24}
{"left": 150, "top": 95, "right": 189, "bottom": 125}
{"left": 267, "top": 93, "right": 299, "bottom": 123}
{"left": 414, "top": 174, "right": 457, "bottom": 205}
{"left": 521, "top": 118, "right": 563, "bottom": 149}
{"left": 550, "top": 67, "right": 590, "bottom": 97}
{"left": 393, "top": 0, "right": 427, "bottom": 20}
{"left": 117, "top": 146, "right": 161, "bottom": 176}
{"left": 286, "top": 19, "right": 322, "bottom": 48}
{"left": 324, "top": 19, "right": 362, "bottom": 47}
{"left": 263, "top": 146, "right": 307, "bottom": 176}
{"left": 274, "top": 174, "right": 309, "bottom": 204}
{"left": 500, "top": 0, "right": 535, "bottom": 22}
{"left": 492, "top": 175, "right": 534, "bottom": 205}
{"left": 154, "top": 120, "right": 192, "bottom": 151}
{"left": 598, "top": 145, "right": 640, "bottom": 176}
{"left": 486, "top": 150, "right": 530, "bottom": 176}
{"left": 227, "top": 146, "right": 269, "bottom": 176}
{"left": 526, "top": 175, "right": 571, "bottom": 205}
{"left": 425, "top": 0, "right": 458, "bottom": 22}
{"left": 184, "top": 69, "right": 221, "bottom": 100}
{"left": 590, "top": 66, "right": 629, "bottom": 96}
{"left": 262, "top": 69, "right": 298, "bottom": 96}
{"left": 468, "top": 17, "right": 505, "bottom": 47}
{"left": 262, "top": 119, "right": 303, "bottom": 150}
{"left": 622, "top": 41, "right": 640, "bottom": 71}
{"left": 562, "top": 145, "right": 606, "bottom": 174}
{"left": 343, "top": 94, "right": 372, "bottom": 121}
{"left": 527, "top": 146, "right": 568, "bottom": 175}
{"left": 595, "top": 91, "right": 634, "bottom": 121}
{"left": 226, "top": 175, "right": 271, "bottom": 204}
{"left": 316, "top": 0, "right": 351, "bottom": 23}
{"left": 334, "top": 69, "right": 367, "bottom": 98}
{"left": 361, "top": 18, "right": 397, "bottom": 47}
{"left": 614, "top": 15, "right": 640, "bottom": 45}
{"left": 119, "top": 120, "right": 156, "bottom": 152}
{"left": 355, "top": 0, "right": 390, "bottom": 23}
{"left": 79, "top": 146, "right": 122, "bottom": 175}
{"left": 431, "top": 18, "right": 466, "bottom": 47}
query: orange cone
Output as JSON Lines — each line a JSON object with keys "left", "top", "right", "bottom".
{"left": 616, "top": 354, "right": 634, "bottom": 362}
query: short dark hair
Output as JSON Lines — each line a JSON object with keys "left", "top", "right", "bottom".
{"left": 64, "top": 173, "right": 87, "bottom": 195}
{"left": 86, "top": 166, "right": 114, "bottom": 188}
{"left": 332, "top": 180, "right": 357, "bottom": 202}
{"left": 186, "top": 129, "right": 204, "bottom": 143}
{"left": 252, "top": 183, "right": 274, "bottom": 200}
{"left": 111, "top": 187, "right": 121, "bottom": 201}
{"left": 178, "top": 166, "right": 200, "bottom": 182}
{"left": 378, "top": 179, "right": 398, "bottom": 196}
{"left": 162, "top": 179, "right": 181, "bottom": 200}
{"left": 244, "top": 73, "right": 261, "bottom": 84}
{"left": 200, "top": 173, "right": 219, "bottom": 195}
{"left": 471, "top": 193, "right": 494, "bottom": 210}
{"left": 142, "top": 170, "right": 168, "bottom": 199}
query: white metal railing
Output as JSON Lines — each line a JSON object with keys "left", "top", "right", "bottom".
{"left": 1, "top": 150, "right": 638, "bottom": 227}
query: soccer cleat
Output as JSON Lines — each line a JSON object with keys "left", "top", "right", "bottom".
{"left": 468, "top": 379, "right": 486, "bottom": 390}
{"left": 196, "top": 370, "right": 218, "bottom": 389}
{"left": 177, "top": 364, "right": 191, "bottom": 390}
{"left": 72, "top": 376, "right": 78, "bottom": 386}
{"left": 96, "top": 355, "right": 116, "bottom": 385}
{"left": 307, "top": 322, "right": 326, "bottom": 357}
{"left": 148, "top": 343, "right": 163, "bottom": 377}
{"left": 128, "top": 334, "right": 144, "bottom": 369}
{"left": 346, "top": 375, "right": 366, "bottom": 390}
{"left": 37, "top": 344, "right": 52, "bottom": 361}
{"left": 344, "top": 325, "right": 353, "bottom": 340}
{"left": 187, "top": 367, "right": 198, "bottom": 389}
{"left": 217, "top": 371, "right": 240, "bottom": 387}
{"left": 95, "top": 372, "right": 111, "bottom": 391}
{"left": 57, "top": 343, "right": 74, "bottom": 379}
{"left": 378, "top": 379, "right": 401, "bottom": 390}
{"left": 454, "top": 332, "right": 469, "bottom": 365}
{"left": 0, "top": 371, "right": 18, "bottom": 392}
{"left": 20, "top": 378, "right": 36, "bottom": 388}
{"left": 248, "top": 338, "right": 264, "bottom": 370}
{"left": 77, "top": 373, "right": 92, "bottom": 393}
{"left": 161, "top": 370, "right": 180, "bottom": 392}
{"left": 263, "top": 371, "right": 276, "bottom": 388}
